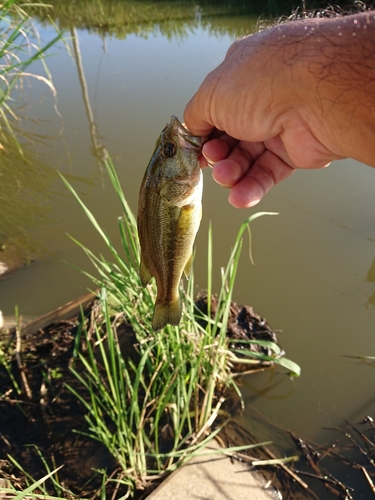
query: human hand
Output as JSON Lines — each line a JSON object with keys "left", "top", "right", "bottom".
{"left": 196, "top": 134, "right": 299, "bottom": 209}
{"left": 184, "top": 14, "right": 375, "bottom": 207}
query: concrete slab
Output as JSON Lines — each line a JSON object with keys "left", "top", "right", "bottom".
{"left": 147, "top": 440, "right": 278, "bottom": 500}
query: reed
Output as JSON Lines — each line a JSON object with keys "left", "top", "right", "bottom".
{"left": 0, "top": 0, "right": 61, "bottom": 142}
{"left": 0, "top": 157, "right": 299, "bottom": 498}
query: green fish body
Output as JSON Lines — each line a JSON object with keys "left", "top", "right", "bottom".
{"left": 137, "top": 116, "right": 203, "bottom": 331}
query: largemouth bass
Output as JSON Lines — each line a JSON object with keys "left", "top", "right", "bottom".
{"left": 137, "top": 116, "right": 203, "bottom": 331}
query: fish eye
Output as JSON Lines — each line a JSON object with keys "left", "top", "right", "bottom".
{"left": 164, "top": 142, "right": 176, "bottom": 158}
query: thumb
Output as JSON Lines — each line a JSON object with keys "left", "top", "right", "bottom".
{"left": 184, "top": 91, "right": 216, "bottom": 137}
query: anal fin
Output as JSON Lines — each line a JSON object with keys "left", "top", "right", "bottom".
{"left": 140, "top": 257, "right": 152, "bottom": 287}
{"left": 183, "top": 252, "right": 193, "bottom": 279}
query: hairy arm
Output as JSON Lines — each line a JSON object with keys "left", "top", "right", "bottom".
{"left": 184, "top": 11, "right": 375, "bottom": 207}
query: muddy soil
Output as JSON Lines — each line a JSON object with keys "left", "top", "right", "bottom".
{"left": 0, "top": 294, "right": 374, "bottom": 500}
{"left": 0, "top": 298, "right": 120, "bottom": 497}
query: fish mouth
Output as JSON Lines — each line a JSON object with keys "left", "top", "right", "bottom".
{"left": 170, "top": 115, "right": 202, "bottom": 151}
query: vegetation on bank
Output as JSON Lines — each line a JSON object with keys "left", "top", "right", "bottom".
{"left": 59, "top": 159, "right": 300, "bottom": 495}
{"left": 0, "top": 157, "right": 300, "bottom": 498}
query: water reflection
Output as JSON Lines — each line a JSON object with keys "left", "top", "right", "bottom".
{"left": 366, "top": 257, "right": 375, "bottom": 309}
{"left": 70, "top": 27, "right": 108, "bottom": 169}
{"left": 242, "top": 373, "right": 296, "bottom": 402}
{"left": 24, "top": 0, "right": 264, "bottom": 38}
{"left": 0, "top": 127, "right": 56, "bottom": 276}
{"left": 0, "top": 26, "right": 103, "bottom": 280}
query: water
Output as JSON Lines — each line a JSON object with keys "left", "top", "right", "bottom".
{"left": 1, "top": 3, "right": 375, "bottom": 496}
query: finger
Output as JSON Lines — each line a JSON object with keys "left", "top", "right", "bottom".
{"left": 202, "top": 138, "right": 232, "bottom": 166}
{"left": 212, "top": 159, "right": 243, "bottom": 187}
{"left": 200, "top": 135, "right": 241, "bottom": 169}
{"left": 227, "top": 150, "right": 296, "bottom": 208}
{"left": 211, "top": 140, "right": 267, "bottom": 182}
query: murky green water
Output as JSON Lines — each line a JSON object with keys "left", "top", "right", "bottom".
{"left": 1, "top": 2, "right": 375, "bottom": 496}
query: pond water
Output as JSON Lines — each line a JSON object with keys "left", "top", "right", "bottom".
{"left": 1, "top": 2, "right": 375, "bottom": 496}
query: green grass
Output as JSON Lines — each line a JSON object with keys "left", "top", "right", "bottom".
{"left": 57, "top": 158, "right": 300, "bottom": 496}
{"left": 0, "top": 0, "right": 62, "bottom": 142}
{"left": 0, "top": 155, "right": 300, "bottom": 498}
{"left": 0, "top": 462, "right": 65, "bottom": 500}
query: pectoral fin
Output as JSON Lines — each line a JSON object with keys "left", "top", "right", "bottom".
{"left": 140, "top": 257, "right": 152, "bottom": 287}
{"left": 183, "top": 252, "right": 193, "bottom": 279}
{"left": 159, "top": 180, "right": 190, "bottom": 205}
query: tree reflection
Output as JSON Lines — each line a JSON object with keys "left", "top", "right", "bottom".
{"left": 22, "top": 0, "right": 264, "bottom": 39}
{"left": 20, "top": 0, "right": 369, "bottom": 40}
{"left": 71, "top": 27, "right": 108, "bottom": 170}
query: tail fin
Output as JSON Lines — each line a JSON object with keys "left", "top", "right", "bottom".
{"left": 152, "top": 297, "right": 182, "bottom": 331}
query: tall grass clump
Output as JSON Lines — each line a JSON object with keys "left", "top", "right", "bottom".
{"left": 0, "top": 0, "right": 61, "bottom": 144}
{"left": 61, "top": 159, "right": 300, "bottom": 495}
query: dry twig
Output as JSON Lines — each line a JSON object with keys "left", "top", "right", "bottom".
{"left": 14, "top": 321, "right": 31, "bottom": 399}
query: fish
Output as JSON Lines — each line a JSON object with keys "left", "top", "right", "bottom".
{"left": 137, "top": 115, "right": 203, "bottom": 331}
